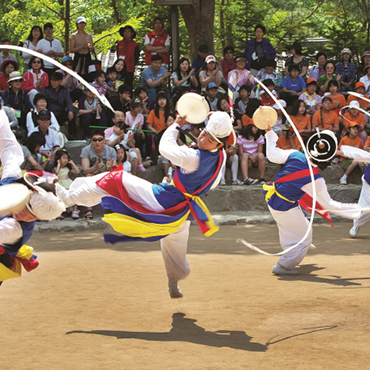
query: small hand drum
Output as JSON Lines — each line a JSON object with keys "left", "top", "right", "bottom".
{"left": 0, "top": 183, "right": 32, "bottom": 214}
{"left": 252, "top": 106, "right": 277, "bottom": 130}
{"left": 176, "top": 93, "right": 210, "bottom": 124}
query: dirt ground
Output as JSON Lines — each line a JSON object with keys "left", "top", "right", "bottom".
{"left": 1, "top": 222, "right": 370, "bottom": 370}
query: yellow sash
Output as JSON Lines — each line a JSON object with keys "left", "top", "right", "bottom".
{"left": 263, "top": 183, "right": 296, "bottom": 204}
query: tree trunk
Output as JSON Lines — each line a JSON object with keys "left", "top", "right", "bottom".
{"left": 220, "top": 0, "right": 225, "bottom": 50}
{"left": 64, "top": 0, "right": 70, "bottom": 53}
{"left": 180, "top": 0, "right": 216, "bottom": 60}
{"left": 111, "top": 0, "right": 121, "bottom": 24}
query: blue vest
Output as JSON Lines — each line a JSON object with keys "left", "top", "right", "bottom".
{"left": 268, "top": 151, "right": 322, "bottom": 211}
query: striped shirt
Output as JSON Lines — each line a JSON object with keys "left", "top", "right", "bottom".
{"left": 237, "top": 135, "right": 265, "bottom": 155}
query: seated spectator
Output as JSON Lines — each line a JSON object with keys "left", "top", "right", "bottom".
{"left": 20, "top": 131, "right": 48, "bottom": 171}
{"left": 289, "top": 99, "right": 312, "bottom": 140}
{"left": 338, "top": 122, "right": 364, "bottom": 185}
{"left": 280, "top": 64, "right": 306, "bottom": 106}
{"left": 114, "top": 143, "right": 132, "bottom": 173}
{"left": 192, "top": 44, "right": 210, "bottom": 79}
{"left": 171, "top": 57, "right": 198, "bottom": 105}
{"left": 312, "top": 96, "right": 339, "bottom": 133}
{"left": 217, "top": 95, "right": 242, "bottom": 132}
{"left": 227, "top": 54, "right": 254, "bottom": 95}
{"left": 1, "top": 71, "right": 31, "bottom": 130}
{"left": 270, "top": 99, "right": 287, "bottom": 137}
{"left": 28, "top": 109, "right": 60, "bottom": 171}
{"left": 22, "top": 56, "right": 49, "bottom": 109}
{"left": 256, "top": 59, "right": 283, "bottom": 92}
{"left": 69, "top": 16, "right": 94, "bottom": 77}
{"left": 299, "top": 78, "right": 322, "bottom": 117}
{"left": 117, "top": 25, "right": 140, "bottom": 89}
{"left": 336, "top": 48, "right": 356, "bottom": 92}
{"left": 44, "top": 72, "right": 77, "bottom": 140}
{"left": 205, "top": 82, "right": 219, "bottom": 111}
{"left": 348, "top": 82, "right": 370, "bottom": 110}
{"left": 0, "top": 38, "right": 16, "bottom": 66}
{"left": 309, "top": 52, "right": 327, "bottom": 81}
{"left": 342, "top": 101, "right": 367, "bottom": 144}
{"left": 106, "top": 118, "right": 145, "bottom": 174}
{"left": 184, "top": 122, "right": 203, "bottom": 146}
{"left": 112, "top": 59, "right": 127, "bottom": 85}
{"left": 326, "top": 80, "right": 346, "bottom": 116}
{"left": 126, "top": 98, "right": 151, "bottom": 159}
{"left": 277, "top": 124, "right": 302, "bottom": 150}
{"left": 357, "top": 50, "right": 370, "bottom": 79}
{"left": 220, "top": 46, "right": 236, "bottom": 82}
{"left": 144, "top": 17, "right": 170, "bottom": 68}
{"left": 2, "top": 105, "right": 18, "bottom": 130}
{"left": 106, "top": 67, "right": 119, "bottom": 97}
{"left": 109, "top": 84, "right": 132, "bottom": 121}
{"left": 243, "top": 24, "right": 276, "bottom": 76}
{"left": 285, "top": 42, "right": 308, "bottom": 78}
{"left": 18, "top": 26, "right": 43, "bottom": 73}
{"left": 92, "top": 70, "right": 108, "bottom": 96}
{"left": 259, "top": 79, "right": 277, "bottom": 106}
{"left": 238, "top": 124, "right": 266, "bottom": 185}
{"left": 0, "top": 59, "right": 19, "bottom": 93}
{"left": 35, "top": 23, "right": 64, "bottom": 78}
{"left": 78, "top": 85, "right": 107, "bottom": 140}
{"left": 220, "top": 140, "right": 242, "bottom": 186}
{"left": 57, "top": 55, "right": 83, "bottom": 103}
{"left": 80, "top": 128, "right": 117, "bottom": 219}
{"left": 133, "top": 87, "right": 150, "bottom": 118}
{"left": 359, "top": 65, "right": 370, "bottom": 97}
{"left": 26, "top": 93, "right": 60, "bottom": 134}
{"left": 318, "top": 61, "right": 342, "bottom": 95}
{"left": 199, "top": 55, "right": 223, "bottom": 92}
{"left": 234, "top": 84, "right": 251, "bottom": 114}
{"left": 242, "top": 98, "right": 261, "bottom": 127}
{"left": 141, "top": 54, "right": 171, "bottom": 106}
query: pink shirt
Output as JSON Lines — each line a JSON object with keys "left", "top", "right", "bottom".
{"left": 125, "top": 111, "right": 144, "bottom": 130}
{"left": 237, "top": 135, "right": 265, "bottom": 155}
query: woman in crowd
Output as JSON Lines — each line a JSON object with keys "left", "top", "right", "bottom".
{"left": 285, "top": 42, "right": 308, "bottom": 78}
{"left": 243, "top": 24, "right": 276, "bottom": 76}
{"left": 199, "top": 55, "right": 223, "bottom": 92}
{"left": 309, "top": 52, "right": 327, "bottom": 81}
{"left": 336, "top": 48, "right": 356, "bottom": 92}
{"left": 112, "top": 58, "right": 127, "bottom": 84}
{"left": 0, "top": 59, "right": 19, "bottom": 93}
{"left": 70, "top": 16, "right": 94, "bottom": 77}
{"left": 19, "top": 26, "right": 43, "bottom": 72}
{"left": 116, "top": 25, "right": 140, "bottom": 89}
{"left": 318, "top": 61, "right": 342, "bottom": 95}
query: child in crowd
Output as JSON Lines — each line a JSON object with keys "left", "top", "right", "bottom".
{"left": 259, "top": 79, "right": 277, "bottom": 106}
{"left": 78, "top": 85, "right": 107, "bottom": 140}
{"left": 92, "top": 71, "right": 108, "bottom": 96}
{"left": 205, "top": 82, "right": 219, "bottom": 111}
{"left": 237, "top": 124, "right": 266, "bottom": 185}
{"left": 106, "top": 67, "right": 119, "bottom": 97}
{"left": 242, "top": 98, "right": 261, "bottom": 127}
{"left": 234, "top": 84, "right": 251, "bottom": 114}
{"left": 342, "top": 100, "right": 367, "bottom": 144}
{"left": 20, "top": 131, "right": 47, "bottom": 171}
{"left": 347, "top": 82, "right": 370, "bottom": 110}
{"left": 271, "top": 99, "right": 287, "bottom": 137}
{"left": 106, "top": 119, "right": 145, "bottom": 175}
{"left": 338, "top": 122, "right": 364, "bottom": 185}
{"left": 185, "top": 123, "right": 204, "bottom": 146}
{"left": 133, "top": 87, "right": 150, "bottom": 118}
{"left": 326, "top": 80, "right": 346, "bottom": 116}
{"left": 220, "top": 140, "right": 242, "bottom": 185}
{"left": 217, "top": 95, "right": 242, "bottom": 132}
{"left": 53, "top": 149, "right": 80, "bottom": 219}
{"left": 276, "top": 124, "right": 302, "bottom": 150}
{"left": 280, "top": 64, "right": 306, "bottom": 106}
{"left": 312, "top": 96, "right": 339, "bottom": 133}
{"left": 299, "top": 78, "right": 322, "bottom": 117}
{"left": 114, "top": 143, "right": 132, "bottom": 173}
{"left": 289, "top": 99, "right": 312, "bottom": 141}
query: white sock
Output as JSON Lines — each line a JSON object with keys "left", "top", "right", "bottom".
{"left": 342, "top": 174, "right": 348, "bottom": 180}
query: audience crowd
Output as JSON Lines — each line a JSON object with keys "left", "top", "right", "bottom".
{"left": 1, "top": 18, "right": 370, "bottom": 219}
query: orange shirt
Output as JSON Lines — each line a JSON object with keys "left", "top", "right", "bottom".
{"left": 312, "top": 110, "right": 339, "bottom": 129}
{"left": 276, "top": 135, "right": 302, "bottom": 150}
{"left": 326, "top": 93, "right": 346, "bottom": 116}
{"left": 342, "top": 112, "right": 366, "bottom": 129}
{"left": 242, "top": 115, "right": 254, "bottom": 126}
{"left": 147, "top": 109, "right": 167, "bottom": 132}
{"left": 338, "top": 136, "right": 363, "bottom": 161}
{"left": 289, "top": 115, "right": 311, "bottom": 131}
{"left": 347, "top": 94, "right": 369, "bottom": 111}
{"left": 365, "top": 135, "right": 370, "bottom": 147}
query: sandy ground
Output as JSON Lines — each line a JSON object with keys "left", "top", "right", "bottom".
{"left": 1, "top": 222, "right": 370, "bottom": 370}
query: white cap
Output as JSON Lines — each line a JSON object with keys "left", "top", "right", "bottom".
{"left": 205, "top": 55, "right": 216, "bottom": 64}
{"left": 76, "top": 16, "right": 87, "bottom": 24}
{"left": 349, "top": 100, "right": 360, "bottom": 108}
{"left": 272, "top": 99, "right": 287, "bottom": 110}
{"left": 206, "top": 112, "right": 233, "bottom": 142}
{"left": 341, "top": 48, "right": 352, "bottom": 56}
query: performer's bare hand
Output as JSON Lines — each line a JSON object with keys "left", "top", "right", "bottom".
{"left": 175, "top": 114, "right": 187, "bottom": 127}
{"left": 265, "top": 125, "right": 272, "bottom": 132}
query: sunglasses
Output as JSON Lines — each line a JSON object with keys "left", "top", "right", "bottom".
{"left": 32, "top": 60, "right": 42, "bottom": 64}
{"left": 92, "top": 137, "right": 104, "bottom": 142}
